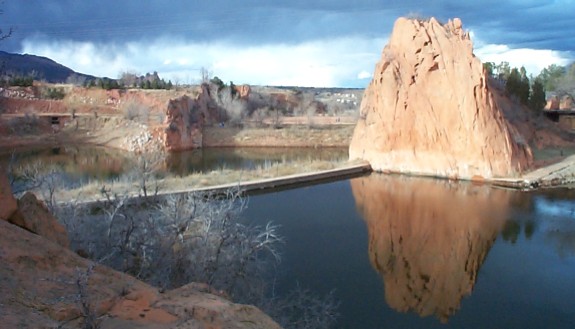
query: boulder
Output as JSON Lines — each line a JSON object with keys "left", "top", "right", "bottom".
{"left": 351, "top": 174, "right": 509, "bottom": 322}
{"left": 0, "top": 169, "right": 18, "bottom": 221}
{"left": 0, "top": 218, "right": 282, "bottom": 329}
{"left": 15, "top": 192, "right": 70, "bottom": 248}
{"left": 349, "top": 17, "right": 533, "bottom": 179}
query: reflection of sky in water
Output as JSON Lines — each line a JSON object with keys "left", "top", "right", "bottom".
{"left": 534, "top": 197, "right": 575, "bottom": 218}
{"left": 531, "top": 197, "right": 575, "bottom": 258}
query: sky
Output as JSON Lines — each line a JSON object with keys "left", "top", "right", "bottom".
{"left": 1, "top": 0, "right": 574, "bottom": 87}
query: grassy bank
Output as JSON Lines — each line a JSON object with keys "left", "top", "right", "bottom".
{"left": 48, "top": 157, "right": 363, "bottom": 203}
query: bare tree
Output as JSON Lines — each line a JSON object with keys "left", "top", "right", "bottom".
{"left": 200, "top": 67, "right": 211, "bottom": 84}
{"left": 215, "top": 87, "right": 247, "bottom": 126}
{"left": 263, "top": 286, "right": 340, "bottom": 329}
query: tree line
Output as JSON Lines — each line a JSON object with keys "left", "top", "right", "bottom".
{"left": 484, "top": 61, "right": 575, "bottom": 112}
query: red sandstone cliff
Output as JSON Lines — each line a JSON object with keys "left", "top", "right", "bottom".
{"left": 349, "top": 17, "right": 533, "bottom": 179}
{"left": 351, "top": 174, "right": 509, "bottom": 322}
{"left": 162, "top": 84, "right": 222, "bottom": 151}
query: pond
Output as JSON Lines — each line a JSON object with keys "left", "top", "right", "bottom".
{"left": 0, "top": 146, "right": 348, "bottom": 190}
{"left": 3, "top": 146, "right": 575, "bottom": 328}
{"left": 244, "top": 174, "right": 575, "bottom": 329}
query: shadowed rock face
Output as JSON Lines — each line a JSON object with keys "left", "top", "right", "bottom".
{"left": 351, "top": 174, "right": 510, "bottom": 322}
{"left": 163, "top": 84, "right": 221, "bottom": 151}
{"left": 349, "top": 17, "right": 532, "bottom": 179}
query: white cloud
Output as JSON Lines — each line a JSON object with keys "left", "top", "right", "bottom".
{"left": 473, "top": 41, "right": 573, "bottom": 76}
{"left": 21, "top": 36, "right": 386, "bottom": 87}
{"left": 357, "top": 70, "right": 372, "bottom": 79}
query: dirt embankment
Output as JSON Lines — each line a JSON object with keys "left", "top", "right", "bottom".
{"left": 1, "top": 85, "right": 358, "bottom": 152}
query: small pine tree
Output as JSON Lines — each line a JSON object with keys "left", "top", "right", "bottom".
{"left": 529, "top": 79, "right": 546, "bottom": 112}
{"left": 505, "top": 68, "right": 521, "bottom": 97}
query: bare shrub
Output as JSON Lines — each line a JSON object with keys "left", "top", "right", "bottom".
{"left": 263, "top": 287, "right": 340, "bottom": 329}
{"left": 121, "top": 100, "right": 150, "bottom": 123}
{"left": 8, "top": 113, "right": 41, "bottom": 135}
{"left": 11, "top": 160, "right": 61, "bottom": 212}
{"left": 40, "top": 86, "right": 66, "bottom": 100}
{"left": 57, "top": 186, "right": 339, "bottom": 328}
{"left": 60, "top": 188, "right": 281, "bottom": 296}
{"left": 216, "top": 87, "right": 247, "bottom": 126}
{"left": 75, "top": 264, "right": 101, "bottom": 329}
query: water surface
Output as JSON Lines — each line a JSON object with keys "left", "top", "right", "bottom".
{"left": 4, "top": 147, "right": 575, "bottom": 328}
{"left": 244, "top": 174, "right": 575, "bottom": 328}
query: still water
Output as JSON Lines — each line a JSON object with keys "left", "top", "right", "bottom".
{"left": 244, "top": 174, "right": 575, "bottom": 329}
{"left": 3, "top": 147, "right": 575, "bottom": 328}
{"left": 1, "top": 146, "right": 348, "bottom": 177}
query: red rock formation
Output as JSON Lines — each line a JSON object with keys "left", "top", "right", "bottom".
{"left": 0, "top": 220, "right": 282, "bottom": 329}
{"left": 163, "top": 84, "right": 222, "bottom": 151}
{"left": 349, "top": 17, "right": 533, "bottom": 179}
{"left": 14, "top": 192, "right": 70, "bottom": 248}
{"left": 351, "top": 174, "right": 509, "bottom": 322}
{"left": 0, "top": 175, "right": 281, "bottom": 328}
{"left": 1, "top": 171, "right": 69, "bottom": 247}
{"left": 235, "top": 84, "right": 251, "bottom": 99}
{"left": 560, "top": 95, "right": 574, "bottom": 110}
{"left": 545, "top": 95, "right": 560, "bottom": 110}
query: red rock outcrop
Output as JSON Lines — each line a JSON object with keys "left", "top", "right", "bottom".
{"left": 0, "top": 174, "right": 282, "bottom": 328}
{"left": 14, "top": 192, "right": 70, "bottom": 248}
{"left": 0, "top": 219, "right": 282, "bottom": 329}
{"left": 545, "top": 95, "right": 560, "bottom": 110}
{"left": 351, "top": 174, "right": 509, "bottom": 322}
{"left": 349, "top": 17, "right": 533, "bottom": 179}
{"left": 163, "top": 84, "right": 222, "bottom": 151}
{"left": 234, "top": 84, "right": 251, "bottom": 99}
{"left": 0, "top": 171, "right": 69, "bottom": 247}
{"left": 560, "top": 95, "right": 574, "bottom": 110}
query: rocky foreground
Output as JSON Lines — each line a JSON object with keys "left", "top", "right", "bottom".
{"left": 0, "top": 171, "right": 282, "bottom": 329}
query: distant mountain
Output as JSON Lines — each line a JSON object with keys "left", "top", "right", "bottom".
{"left": 0, "top": 51, "right": 96, "bottom": 83}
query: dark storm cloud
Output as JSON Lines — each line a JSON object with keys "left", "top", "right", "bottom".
{"left": 1, "top": 1, "right": 573, "bottom": 86}
{"left": 3, "top": 0, "right": 574, "bottom": 51}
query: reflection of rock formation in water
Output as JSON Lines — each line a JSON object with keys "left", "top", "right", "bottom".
{"left": 351, "top": 174, "right": 510, "bottom": 322}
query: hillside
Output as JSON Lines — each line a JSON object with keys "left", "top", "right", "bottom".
{"left": 0, "top": 51, "right": 95, "bottom": 83}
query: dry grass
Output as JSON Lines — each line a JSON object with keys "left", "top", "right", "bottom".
{"left": 54, "top": 158, "right": 362, "bottom": 202}
{"left": 203, "top": 125, "right": 355, "bottom": 148}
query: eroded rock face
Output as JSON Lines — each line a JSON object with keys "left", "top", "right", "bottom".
{"left": 351, "top": 174, "right": 509, "bottom": 322}
{"left": 235, "top": 84, "right": 251, "bottom": 99}
{"left": 349, "top": 17, "right": 533, "bottom": 179}
{"left": 0, "top": 213, "right": 282, "bottom": 329}
{"left": 163, "top": 84, "right": 221, "bottom": 152}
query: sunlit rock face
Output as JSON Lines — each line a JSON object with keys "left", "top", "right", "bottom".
{"left": 349, "top": 17, "right": 532, "bottom": 179}
{"left": 351, "top": 174, "right": 510, "bottom": 322}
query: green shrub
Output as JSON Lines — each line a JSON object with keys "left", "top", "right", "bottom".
{"left": 42, "top": 87, "right": 66, "bottom": 100}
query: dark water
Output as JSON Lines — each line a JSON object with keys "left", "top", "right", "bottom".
{"left": 4, "top": 147, "right": 575, "bottom": 328}
{"left": 243, "top": 174, "right": 575, "bottom": 329}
